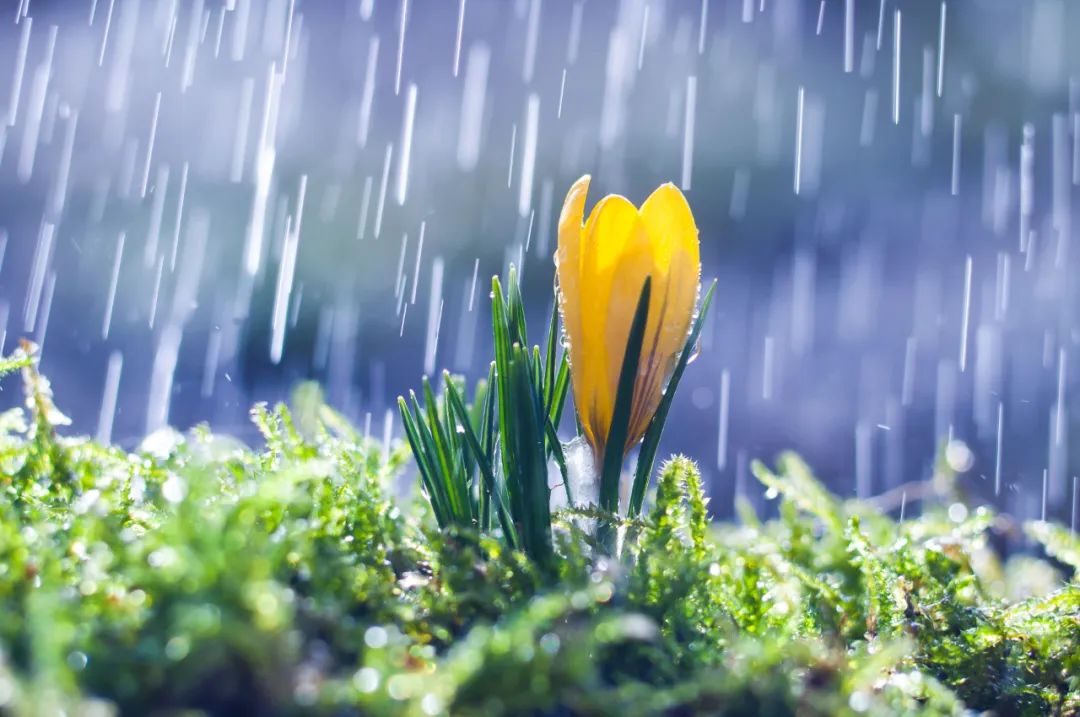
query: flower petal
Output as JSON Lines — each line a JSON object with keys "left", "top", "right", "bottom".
{"left": 556, "top": 175, "right": 593, "bottom": 446}
{"left": 639, "top": 182, "right": 699, "bottom": 275}
{"left": 627, "top": 184, "right": 701, "bottom": 452}
{"left": 580, "top": 193, "right": 641, "bottom": 454}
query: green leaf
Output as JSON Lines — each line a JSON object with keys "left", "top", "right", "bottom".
{"left": 599, "top": 278, "right": 652, "bottom": 518}
{"left": 508, "top": 344, "right": 553, "bottom": 569}
{"left": 442, "top": 371, "right": 518, "bottom": 548}
{"left": 628, "top": 279, "right": 717, "bottom": 518}
{"left": 397, "top": 395, "right": 447, "bottom": 527}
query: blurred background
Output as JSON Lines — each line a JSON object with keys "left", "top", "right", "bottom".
{"left": 0, "top": 0, "right": 1078, "bottom": 524}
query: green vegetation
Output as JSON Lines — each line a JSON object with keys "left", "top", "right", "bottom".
{"left": 0, "top": 343, "right": 1077, "bottom": 716}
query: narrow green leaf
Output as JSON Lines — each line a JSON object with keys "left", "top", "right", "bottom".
{"left": 550, "top": 353, "right": 570, "bottom": 427}
{"left": 398, "top": 395, "right": 447, "bottom": 527}
{"left": 628, "top": 280, "right": 717, "bottom": 517}
{"left": 410, "top": 391, "right": 455, "bottom": 525}
{"left": 443, "top": 372, "right": 519, "bottom": 548}
{"left": 599, "top": 277, "right": 652, "bottom": 516}
{"left": 422, "top": 378, "right": 469, "bottom": 523}
{"left": 510, "top": 345, "right": 553, "bottom": 569}
{"left": 545, "top": 417, "right": 570, "bottom": 506}
{"left": 543, "top": 298, "right": 559, "bottom": 409}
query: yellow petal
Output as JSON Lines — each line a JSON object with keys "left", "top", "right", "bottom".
{"left": 638, "top": 183, "right": 700, "bottom": 373}
{"left": 556, "top": 178, "right": 702, "bottom": 464}
{"left": 605, "top": 222, "right": 660, "bottom": 453}
{"left": 626, "top": 184, "right": 701, "bottom": 452}
{"left": 579, "top": 193, "right": 641, "bottom": 455}
{"left": 556, "top": 175, "right": 593, "bottom": 446}
{"left": 639, "top": 182, "right": 700, "bottom": 275}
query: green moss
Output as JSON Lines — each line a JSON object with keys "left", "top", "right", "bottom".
{"left": 0, "top": 359, "right": 1077, "bottom": 716}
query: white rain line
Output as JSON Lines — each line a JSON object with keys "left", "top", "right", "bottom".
{"left": 457, "top": 42, "right": 489, "bottom": 170}
{"left": 394, "top": 233, "right": 409, "bottom": 300}
{"left": 243, "top": 63, "right": 283, "bottom": 276}
{"left": 358, "top": 37, "right": 379, "bottom": 148}
{"left": 269, "top": 216, "right": 300, "bottom": 365}
{"left": 507, "top": 123, "right": 517, "bottom": 187}
{"left": 102, "top": 232, "right": 125, "bottom": 340}
{"left": 844, "top": 0, "right": 854, "bottom": 72}
{"left": 163, "top": 10, "right": 178, "bottom": 66}
{"left": 410, "top": 221, "right": 425, "bottom": 305}
{"left": 901, "top": 336, "right": 916, "bottom": 406}
{"left": 524, "top": 210, "right": 535, "bottom": 252}
{"left": 48, "top": 107, "right": 78, "bottom": 219}
{"left": 1073, "top": 113, "right": 1080, "bottom": 186}
{"left": 423, "top": 259, "right": 445, "bottom": 376}
{"left": 951, "top": 113, "right": 961, "bottom": 195}
{"left": 212, "top": 6, "right": 227, "bottom": 57}
{"left": 140, "top": 92, "right": 162, "bottom": 199}
{"left": 557, "top": 68, "right": 567, "bottom": 118}
{"left": 395, "top": 82, "right": 418, "bottom": 206}
{"left": 875, "top": 0, "right": 884, "bottom": 50}
{"left": 936, "top": 2, "right": 946, "bottom": 97}
{"left": 682, "top": 76, "right": 697, "bottom": 191}
{"left": 7, "top": 17, "right": 32, "bottom": 127}
{"left": 230, "top": 77, "right": 254, "bottom": 182}
{"left": 148, "top": 254, "right": 164, "bottom": 329}
{"left": 518, "top": 94, "right": 539, "bottom": 216}
{"left": 17, "top": 24, "right": 57, "bottom": 183}
{"left": 522, "top": 0, "right": 540, "bottom": 83}
{"left": 1020, "top": 124, "right": 1034, "bottom": 253}
{"left": 280, "top": 0, "right": 296, "bottom": 74}
{"left": 1055, "top": 347, "right": 1067, "bottom": 445}
{"left": 762, "top": 336, "right": 775, "bottom": 400}
{"left": 698, "top": 0, "right": 708, "bottom": 54}
{"left": 567, "top": 0, "right": 583, "bottom": 64}
{"left": 357, "top": 176, "right": 373, "bottom": 239}
{"left": 994, "top": 401, "right": 1004, "bottom": 496}
{"left": 1041, "top": 469, "right": 1049, "bottom": 523}
{"left": 453, "top": 0, "right": 465, "bottom": 77}
{"left": 34, "top": 272, "right": 56, "bottom": 354}
{"left": 169, "top": 162, "right": 189, "bottom": 271}
{"left": 269, "top": 176, "right": 307, "bottom": 365}
{"left": 374, "top": 143, "right": 394, "bottom": 239}
{"left": 637, "top": 4, "right": 649, "bottom": 70}
{"left": 382, "top": 410, "right": 394, "bottom": 465}
{"left": 23, "top": 222, "right": 54, "bottom": 332}
{"left": 892, "top": 8, "right": 901, "bottom": 125}
{"left": 717, "top": 368, "right": 730, "bottom": 470}
{"left": 958, "top": 255, "right": 972, "bottom": 371}
{"left": 468, "top": 258, "right": 479, "bottom": 311}
{"left": 97, "top": 0, "right": 114, "bottom": 66}
{"left": 794, "top": 86, "right": 805, "bottom": 194}
{"left": 202, "top": 323, "right": 223, "bottom": 398}
{"left": 96, "top": 351, "right": 123, "bottom": 445}
{"left": 395, "top": 0, "right": 408, "bottom": 95}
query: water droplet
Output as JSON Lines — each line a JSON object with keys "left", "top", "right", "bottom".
{"left": 162, "top": 474, "right": 187, "bottom": 503}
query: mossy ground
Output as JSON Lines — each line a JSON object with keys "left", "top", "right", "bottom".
{"left": 0, "top": 357, "right": 1077, "bottom": 716}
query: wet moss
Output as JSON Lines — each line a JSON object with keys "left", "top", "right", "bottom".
{"left": 0, "top": 361, "right": 1076, "bottom": 716}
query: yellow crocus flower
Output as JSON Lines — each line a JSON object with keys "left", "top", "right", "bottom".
{"left": 556, "top": 175, "right": 701, "bottom": 465}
